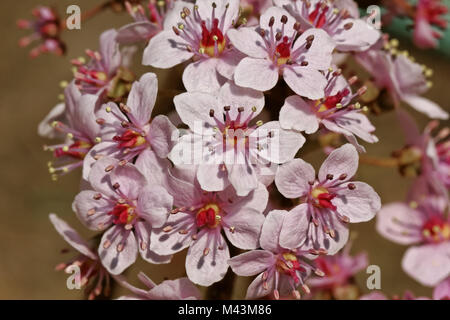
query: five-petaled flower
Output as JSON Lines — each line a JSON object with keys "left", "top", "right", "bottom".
{"left": 73, "top": 157, "right": 174, "bottom": 275}
{"left": 228, "top": 6, "right": 335, "bottom": 98}
{"left": 275, "top": 144, "right": 381, "bottom": 254}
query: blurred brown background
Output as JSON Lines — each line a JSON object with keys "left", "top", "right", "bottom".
{"left": 0, "top": 0, "right": 448, "bottom": 299}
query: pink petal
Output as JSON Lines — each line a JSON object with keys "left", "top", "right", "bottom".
{"left": 334, "top": 112, "right": 378, "bottom": 143}
{"left": 223, "top": 208, "right": 265, "bottom": 250}
{"left": 402, "top": 243, "right": 450, "bottom": 287}
{"left": 280, "top": 204, "right": 310, "bottom": 249}
{"left": 216, "top": 49, "right": 245, "bottom": 80}
{"left": 303, "top": 217, "right": 349, "bottom": 255}
{"left": 402, "top": 94, "right": 449, "bottom": 120}
{"left": 116, "top": 21, "right": 158, "bottom": 44}
{"left": 234, "top": 57, "right": 279, "bottom": 92}
{"left": 186, "top": 231, "right": 230, "bottom": 286}
{"left": 245, "top": 272, "right": 274, "bottom": 299}
{"left": 182, "top": 58, "right": 221, "bottom": 93}
{"left": 109, "top": 162, "right": 148, "bottom": 200}
{"left": 126, "top": 72, "right": 158, "bottom": 127}
{"left": 148, "top": 278, "right": 201, "bottom": 300}
{"left": 333, "top": 181, "right": 381, "bottom": 223}
{"left": 226, "top": 162, "right": 259, "bottom": 197}
{"left": 376, "top": 203, "right": 424, "bottom": 245}
{"left": 137, "top": 185, "right": 173, "bottom": 228}
{"left": 73, "top": 190, "right": 114, "bottom": 231}
{"left": 218, "top": 81, "right": 265, "bottom": 121}
{"left": 293, "top": 28, "right": 335, "bottom": 69}
{"left": 49, "top": 213, "right": 97, "bottom": 260}
{"left": 173, "top": 92, "right": 219, "bottom": 134}
{"left": 135, "top": 149, "right": 171, "bottom": 187}
{"left": 279, "top": 95, "right": 319, "bottom": 134}
{"left": 260, "top": 210, "right": 286, "bottom": 252}
{"left": 197, "top": 163, "right": 229, "bottom": 192}
{"left": 142, "top": 30, "right": 193, "bottom": 68}
{"left": 99, "top": 29, "right": 121, "bottom": 75}
{"left": 150, "top": 212, "right": 196, "bottom": 255}
{"left": 88, "top": 157, "right": 119, "bottom": 198}
{"left": 228, "top": 250, "right": 274, "bottom": 276}
{"left": 433, "top": 277, "right": 450, "bottom": 300}
{"left": 318, "top": 143, "right": 358, "bottom": 182}
{"left": 283, "top": 66, "right": 327, "bottom": 100}
{"left": 275, "top": 158, "right": 315, "bottom": 199}
{"left": 148, "top": 115, "right": 178, "bottom": 158}
{"left": 260, "top": 6, "right": 296, "bottom": 39}
{"left": 333, "top": 19, "right": 380, "bottom": 52}
{"left": 135, "top": 220, "right": 172, "bottom": 264}
{"left": 252, "top": 121, "right": 305, "bottom": 164}
{"left": 227, "top": 28, "right": 268, "bottom": 58}
{"left": 98, "top": 226, "right": 138, "bottom": 275}
{"left": 220, "top": 182, "right": 269, "bottom": 214}
{"left": 38, "top": 103, "right": 65, "bottom": 139}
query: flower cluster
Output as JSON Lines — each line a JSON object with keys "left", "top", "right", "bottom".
{"left": 33, "top": 0, "right": 449, "bottom": 300}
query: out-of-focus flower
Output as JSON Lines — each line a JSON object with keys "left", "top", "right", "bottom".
{"left": 279, "top": 68, "right": 378, "bottom": 153}
{"left": 143, "top": 0, "right": 243, "bottom": 93}
{"left": 377, "top": 196, "right": 450, "bottom": 286}
{"left": 307, "top": 241, "right": 368, "bottom": 300}
{"left": 115, "top": 272, "right": 201, "bottom": 300}
{"left": 356, "top": 43, "right": 449, "bottom": 120}
{"left": 49, "top": 214, "right": 111, "bottom": 300}
{"left": 117, "top": 0, "right": 191, "bottom": 44}
{"left": 169, "top": 81, "right": 304, "bottom": 196}
{"left": 17, "top": 6, "right": 65, "bottom": 58}
{"left": 228, "top": 6, "right": 334, "bottom": 98}
{"left": 240, "top": 0, "right": 273, "bottom": 25}
{"left": 83, "top": 72, "right": 177, "bottom": 181}
{"left": 413, "top": 0, "right": 448, "bottom": 49}
{"left": 149, "top": 165, "right": 268, "bottom": 286}
{"left": 229, "top": 210, "right": 325, "bottom": 300}
{"left": 395, "top": 109, "right": 448, "bottom": 198}
{"left": 73, "top": 157, "right": 173, "bottom": 275}
{"left": 71, "top": 29, "right": 135, "bottom": 100}
{"left": 274, "top": 0, "right": 380, "bottom": 52}
{"left": 275, "top": 144, "right": 381, "bottom": 254}
{"left": 41, "top": 83, "right": 113, "bottom": 179}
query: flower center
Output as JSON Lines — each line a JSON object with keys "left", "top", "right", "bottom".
{"left": 422, "top": 216, "right": 450, "bottom": 243}
{"left": 108, "top": 203, "right": 137, "bottom": 226}
{"left": 54, "top": 140, "right": 92, "bottom": 160}
{"left": 311, "top": 187, "right": 337, "bottom": 210}
{"left": 308, "top": 3, "right": 329, "bottom": 28}
{"left": 316, "top": 89, "right": 350, "bottom": 113}
{"left": 113, "top": 129, "right": 147, "bottom": 149}
{"left": 276, "top": 252, "right": 304, "bottom": 284}
{"left": 200, "top": 18, "right": 226, "bottom": 57}
{"left": 196, "top": 203, "right": 221, "bottom": 228}
{"left": 275, "top": 36, "right": 291, "bottom": 66}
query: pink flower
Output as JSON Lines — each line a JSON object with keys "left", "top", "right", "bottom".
{"left": 83, "top": 72, "right": 177, "bottom": 181}
{"left": 413, "top": 0, "right": 448, "bottom": 49}
{"left": 169, "top": 81, "right": 304, "bottom": 196}
{"left": 395, "top": 109, "right": 449, "bottom": 198}
{"left": 117, "top": 0, "right": 191, "bottom": 44}
{"left": 42, "top": 82, "right": 112, "bottom": 179}
{"left": 307, "top": 242, "right": 368, "bottom": 290}
{"left": 71, "top": 29, "right": 134, "bottom": 98}
{"left": 149, "top": 165, "right": 268, "bottom": 286}
{"left": 279, "top": 68, "right": 378, "bottom": 152}
{"left": 49, "top": 214, "right": 111, "bottom": 300}
{"left": 356, "top": 47, "right": 449, "bottom": 120}
{"left": 274, "top": 0, "right": 380, "bottom": 52}
{"left": 142, "top": 0, "right": 243, "bottom": 92}
{"left": 115, "top": 272, "right": 201, "bottom": 300}
{"left": 228, "top": 6, "right": 335, "bottom": 98}
{"left": 17, "top": 6, "right": 65, "bottom": 58}
{"left": 376, "top": 196, "right": 450, "bottom": 286}
{"left": 228, "top": 210, "right": 326, "bottom": 300}
{"left": 275, "top": 144, "right": 381, "bottom": 254}
{"left": 73, "top": 157, "right": 173, "bottom": 275}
